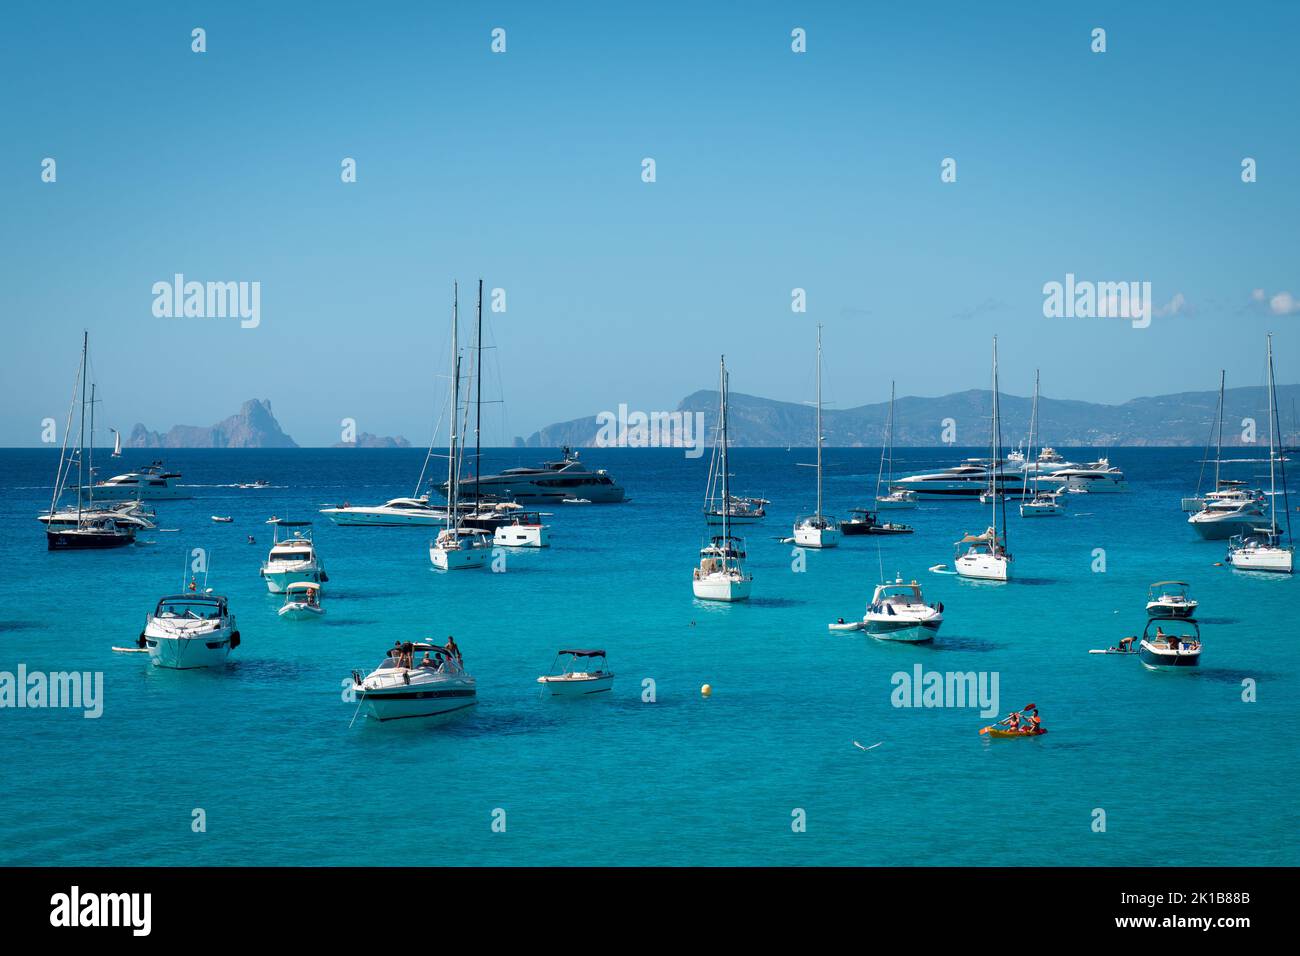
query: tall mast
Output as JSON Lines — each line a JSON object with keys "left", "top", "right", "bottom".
{"left": 815, "top": 324, "right": 823, "bottom": 518}
{"left": 1267, "top": 333, "right": 1278, "bottom": 536}
{"left": 474, "top": 278, "right": 483, "bottom": 512}
{"left": 1269, "top": 334, "right": 1293, "bottom": 544}
{"left": 1025, "top": 369, "right": 1039, "bottom": 501}
{"left": 991, "top": 337, "right": 1005, "bottom": 542}
{"left": 876, "top": 382, "right": 894, "bottom": 502}
{"left": 88, "top": 382, "right": 96, "bottom": 507}
{"left": 720, "top": 356, "right": 730, "bottom": 541}
{"left": 1215, "top": 370, "right": 1224, "bottom": 490}
{"left": 445, "top": 284, "right": 459, "bottom": 532}
{"left": 76, "top": 331, "right": 87, "bottom": 522}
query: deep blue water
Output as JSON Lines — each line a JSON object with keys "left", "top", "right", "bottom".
{"left": 0, "top": 446, "right": 1296, "bottom": 866}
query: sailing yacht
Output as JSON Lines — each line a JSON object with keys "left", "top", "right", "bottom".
{"left": 703, "top": 386, "right": 766, "bottom": 527}
{"left": 793, "top": 326, "right": 840, "bottom": 549}
{"left": 873, "top": 382, "right": 916, "bottom": 509}
{"left": 954, "top": 338, "right": 1011, "bottom": 581}
{"left": 693, "top": 356, "right": 753, "bottom": 601}
{"left": 44, "top": 334, "right": 137, "bottom": 550}
{"left": 1227, "top": 334, "right": 1294, "bottom": 573}
{"left": 430, "top": 281, "right": 491, "bottom": 571}
{"left": 1020, "top": 370, "right": 1064, "bottom": 517}
{"left": 1188, "top": 372, "right": 1267, "bottom": 539}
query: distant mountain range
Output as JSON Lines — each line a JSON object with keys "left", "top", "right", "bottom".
{"left": 125, "top": 399, "right": 298, "bottom": 449}
{"left": 517, "top": 385, "right": 1300, "bottom": 448}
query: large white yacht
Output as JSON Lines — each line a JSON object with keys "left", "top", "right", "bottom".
{"left": 859, "top": 577, "right": 944, "bottom": 642}
{"left": 260, "top": 521, "right": 326, "bottom": 593}
{"left": 453, "top": 447, "right": 625, "bottom": 504}
{"left": 138, "top": 592, "right": 239, "bottom": 669}
{"left": 92, "top": 461, "right": 191, "bottom": 500}
{"left": 321, "top": 496, "right": 445, "bottom": 526}
{"left": 1039, "top": 458, "right": 1128, "bottom": 493}
{"left": 892, "top": 460, "right": 1026, "bottom": 500}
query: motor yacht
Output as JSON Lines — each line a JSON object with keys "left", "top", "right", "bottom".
{"left": 92, "top": 461, "right": 191, "bottom": 500}
{"left": 492, "top": 506, "right": 550, "bottom": 547}
{"left": 260, "top": 521, "right": 326, "bottom": 593}
{"left": 537, "top": 649, "right": 615, "bottom": 697}
{"left": 350, "top": 642, "right": 477, "bottom": 721}
{"left": 453, "top": 446, "right": 625, "bottom": 504}
{"left": 1041, "top": 458, "right": 1128, "bottom": 493}
{"left": 138, "top": 592, "right": 239, "bottom": 669}
{"left": 1145, "top": 581, "right": 1198, "bottom": 619}
{"left": 892, "top": 461, "right": 1026, "bottom": 500}
{"left": 321, "top": 496, "right": 446, "bottom": 526}
{"left": 1188, "top": 489, "right": 1265, "bottom": 540}
{"left": 858, "top": 576, "right": 944, "bottom": 642}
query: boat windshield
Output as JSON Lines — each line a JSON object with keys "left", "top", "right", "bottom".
{"left": 156, "top": 598, "right": 224, "bottom": 619}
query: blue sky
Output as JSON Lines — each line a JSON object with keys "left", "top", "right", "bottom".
{"left": 2, "top": 1, "right": 1297, "bottom": 446}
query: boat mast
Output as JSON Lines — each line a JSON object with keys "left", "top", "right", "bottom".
{"left": 1269, "top": 333, "right": 1293, "bottom": 545}
{"left": 1267, "top": 333, "right": 1278, "bottom": 537}
{"left": 876, "top": 382, "right": 893, "bottom": 502}
{"left": 816, "top": 324, "right": 823, "bottom": 519}
{"left": 88, "top": 382, "right": 96, "bottom": 508}
{"left": 1215, "top": 370, "right": 1224, "bottom": 491}
{"left": 1025, "top": 369, "right": 1039, "bottom": 502}
{"left": 76, "top": 331, "right": 87, "bottom": 523}
{"left": 474, "top": 278, "right": 483, "bottom": 513}
{"left": 445, "top": 284, "right": 460, "bottom": 532}
{"left": 720, "top": 355, "right": 731, "bottom": 543}
{"left": 991, "top": 337, "right": 1005, "bottom": 544}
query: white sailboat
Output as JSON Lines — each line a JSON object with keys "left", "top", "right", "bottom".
{"left": 110, "top": 428, "right": 121, "bottom": 458}
{"left": 693, "top": 356, "right": 753, "bottom": 601}
{"left": 1020, "top": 370, "right": 1063, "bottom": 517}
{"left": 1188, "top": 371, "right": 1266, "bottom": 538}
{"left": 793, "top": 325, "right": 840, "bottom": 549}
{"left": 954, "top": 337, "right": 1011, "bottom": 581}
{"left": 1227, "top": 333, "right": 1293, "bottom": 573}
{"left": 431, "top": 282, "right": 491, "bottom": 571}
{"left": 874, "top": 381, "right": 917, "bottom": 509}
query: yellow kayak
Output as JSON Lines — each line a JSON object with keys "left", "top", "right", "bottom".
{"left": 983, "top": 727, "right": 1047, "bottom": 738}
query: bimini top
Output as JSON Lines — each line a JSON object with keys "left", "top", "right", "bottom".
{"left": 285, "top": 582, "right": 321, "bottom": 593}
{"left": 272, "top": 519, "right": 313, "bottom": 527}
{"left": 158, "top": 593, "right": 226, "bottom": 605}
{"left": 1150, "top": 580, "right": 1189, "bottom": 588}
{"left": 558, "top": 649, "right": 606, "bottom": 657}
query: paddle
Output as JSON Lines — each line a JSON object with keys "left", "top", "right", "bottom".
{"left": 979, "top": 713, "right": 1019, "bottom": 735}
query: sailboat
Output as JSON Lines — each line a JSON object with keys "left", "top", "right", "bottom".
{"left": 1226, "top": 334, "right": 1293, "bottom": 573}
{"left": 874, "top": 382, "right": 916, "bottom": 509}
{"left": 110, "top": 428, "right": 121, "bottom": 458}
{"left": 1188, "top": 371, "right": 1266, "bottom": 538}
{"left": 44, "top": 333, "right": 137, "bottom": 550}
{"left": 430, "top": 282, "right": 492, "bottom": 571}
{"left": 953, "top": 337, "right": 1011, "bottom": 581}
{"left": 793, "top": 325, "right": 840, "bottom": 549}
{"left": 1019, "top": 370, "right": 1063, "bottom": 517}
{"left": 692, "top": 356, "right": 753, "bottom": 601}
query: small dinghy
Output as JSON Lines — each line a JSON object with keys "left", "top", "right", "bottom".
{"left": 828, "top": 620, "right": 865, "bottom": 632}
{"left": 537, "top": 649, "right": 614, "bottom": 697}
{"left": 278, "top": 582, "right": 324, "bottom": 619}
{"left": 211, "top": 515, "right": 234, "bottom": 523}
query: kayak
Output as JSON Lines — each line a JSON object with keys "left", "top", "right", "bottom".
{"left": 984, "top": 727, "right": 1048, "bottom": 738}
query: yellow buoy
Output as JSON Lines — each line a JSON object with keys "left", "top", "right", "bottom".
{"left": 701, "top": 683, "right": 712, "bottom": 697}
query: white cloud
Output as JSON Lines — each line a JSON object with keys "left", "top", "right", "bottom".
{"left": 1154, "top": 292, "right": 1186, "bottom": 317}
{"left": 1269, "top": 291, "right": 1300, "bottom": 315}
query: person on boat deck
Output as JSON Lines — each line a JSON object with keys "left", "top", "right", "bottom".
{"left": 419, "top": 651, "right": 434, "bottom": 668}
{"left": 188, "top": 577, "right": 197, "bottom": 592}
{"left": 446, "top": 635, "right": 462, "bottom": 664}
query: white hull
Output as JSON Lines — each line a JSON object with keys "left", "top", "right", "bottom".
{"left": 358, "top": 683, "right": 478, "bottom": 721}
{"left": 263, "top": 566, "right": 323, "bottom": 594}
{"left": 323, "top": 509, "right": 442, "bottom": 527}
{"left": 1020, "top": 502, "right": 1063, "bottom": 517}
{"left": 92, "top": 484, "right": 190, "bottom": 501}
{"left": 794, "top": 525, "right": 840, "bottom": 549}
{"left": 278, "top": 603, "right": 325, "bottom": 619}
{"left": 494, "top": 525, "right": 549, "bottom": 548}
{"left": 874, "top": 496, "right": 917, "bottom": 510}
{"left": 955, "top": 553, "right": 1009, "bottom": 581}
{"left": 863, "top": 619, "right": 940, "bottom": 642}
{"left": 1189, "top": 512, "right": 1263, "bottom": 540}
{"left": 430, "top": 545, "right": 488, "bottom": 570}
{"left": 692, "top": 573, "right": 752, "bottom": 602}
{"left": 146, "top": 633, "right": 234, "bottom": 669}
{"left": 1227, "top": 546, "right": 1294, "bottom": 573}
{"left": 538, "top": 674, "right": 614, "bottom": 697}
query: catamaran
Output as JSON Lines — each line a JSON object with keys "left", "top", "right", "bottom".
{"left": 1020, "top": 370, "right": 1064, "bottom": 517}
{"left": 793, "top": 326, "right": 839, "bottom": 549}
{"left": 430, "top": 281, "right": 491, "bottom": 571}
{"left": 693, "top": 356, "right": 752, "bottom": 601}
{"left": 1226, "top": 333, "right": 1293, "bottom": 573}
{"left": 954, "top": 337, "right": 1011, "bottom": 581}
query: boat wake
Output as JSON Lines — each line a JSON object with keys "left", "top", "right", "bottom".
{"left": 928, "top": 564, "right": 957, "bottom": 575}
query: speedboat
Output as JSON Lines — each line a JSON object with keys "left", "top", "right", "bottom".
{"left": 1138, "top": 619, "right": 1202, "bottom": 671}
{"left": 211, "top": 515, "right": 233, "bottom": 523}
{"left": 260, "top": 521, "right": 326, "bottom": 593}
{"left": 430, "top": 526, "right": 492, "bottom": 570}
{"left": 1145, "top": 581, "right": 1198, "bottom": 619}
{"left": 839, "top": 509, "right": 913, "bottom": 535}
{"left": 492, "top": 506, "right": 550, "bottom": 547}
{"left": 92, "top": 461, "right": 191, "bottom": 500}
{"left": 858, "top": 576, "right": 944, "bottom": 642}
{"left": 537, "top": 649, "right": 615, "bottom": 697}
{"left": 138, "top": 592, "right": 239, "bottom": 669}
{"left": 452, "top": 446, "right": 626, "bottom": 504}
{"left": 793, "top": 327, "right": 839, "bottom": 549}
{"left": 278, "top": 582, "right": 325, "bottom": 619}
{"left": 321, "top": 496, "right": 445, "bottom": 526}
{"left": 954, "top": 527, "right": 1010, "bottom": 581}
{"left": 350, "top": 642, "right": 476, "bottom": 721}
{"left": 692, "top": 534, "right": 752, "bottom": 601}
{"left": 1188, "top": 489, "right": 1265, "bottom": 540}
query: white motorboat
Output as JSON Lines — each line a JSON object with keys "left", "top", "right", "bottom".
{"left": 350, "top": 642, "right": 477, "bottom": 721}
{"left": 139, "top": 592, "right": 239, "bottom": 669}
{"left": 278, "top": 581, "right": 324, "bottom": 619}
{"left": 211, "top": 515, "right": 233, "bottom": 523}
{"left": 892, "top": 460, "right": 1026, "bottom": 500}
{"left": 537, "top": 649, "right": 615, "bottom": 697}
{"left": 429, "top": 283, "right": 493, "bottom": 572}
{"left": 1020, "top": 371, "right": 1064, "bottom": 518}
{"left": 92, "top": 461, "right": 191, "bottom": 500}
{"left": 954, "top": 338, "right": 1011, "bottom": 582}
{"left": 321, "top": 496, "right": 445, "bottom": 526}
{"left": 492, "top": 506, "right": 550, "bottom": 547}
{"left": 1227, "top": 334, "right": 1293, "bottom": 574}
{"left": 793, "top": 326, "right": 839, "bottom": 549}
{"left": 870, "top": 382, "right": 917, "bottom": 510}
{"left": 694, "top": 356, "right": 753, "bottom": 601}
{"left": 858, "top": 576, "right": 944, "bottom": 642}
{"left": 1145, "top": 581, "right": 1198, "bottom": 619}
{"left": 1041, "top": 458, "right": 1128, "bottom": 493}
{"left": 260, "top": 521, "right": 326, "bottom": 593}
{"left": 1189, "top": 489, "right": 1265, "bottom": 539}
{"left": 43, "top": 335, "right": 138, "bottom": 551}
{"left": 1138, "top": 619, "right": 1202, "bottom": 671}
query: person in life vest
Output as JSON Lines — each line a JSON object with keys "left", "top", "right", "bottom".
{"left": 188, "top": 577, "right": 197, "bottom": 592}
{"left": 1022, "top": 707, "right": 1042, "bottom": 734}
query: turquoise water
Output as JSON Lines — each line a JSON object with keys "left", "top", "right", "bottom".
{"left": 0, "top": 447, "right": 1295, "bottom": 866}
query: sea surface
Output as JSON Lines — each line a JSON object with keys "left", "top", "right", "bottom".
{"left": 0, "top": 446, "right": 1296, "bottom": 866}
